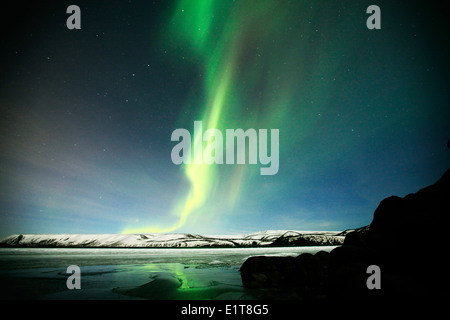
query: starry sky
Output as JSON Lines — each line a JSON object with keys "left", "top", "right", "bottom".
{"left": 1, "top": 0, "right": 449, "bottom": 237}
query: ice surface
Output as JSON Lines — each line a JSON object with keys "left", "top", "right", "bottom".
{"left": 0, "top": 246, "right": 337, "bottom": 300}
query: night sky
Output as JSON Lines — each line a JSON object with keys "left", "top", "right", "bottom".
{"left": 1, "top": 0, "right": 449, "bottom": 237}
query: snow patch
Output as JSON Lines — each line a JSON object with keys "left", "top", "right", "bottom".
{"left": 0, "top": 231, "right": 345, "bottom": 248}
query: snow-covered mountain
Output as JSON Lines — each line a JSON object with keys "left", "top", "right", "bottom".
{"left": 0, "top": 230, "right": 345, "bottom": 248}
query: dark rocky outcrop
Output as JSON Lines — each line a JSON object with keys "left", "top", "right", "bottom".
{"left": 240, "top": 251, "right": 331, "bottom": 300}
{"left": 240, "top": 169, "right": 449, "bottom": 301}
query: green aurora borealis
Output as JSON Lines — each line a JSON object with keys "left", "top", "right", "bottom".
{"left": 1, "top": 1, "right": 449, "bottom": 236}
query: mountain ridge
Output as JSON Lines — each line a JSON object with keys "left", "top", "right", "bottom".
{"left": 0, "top": 230, "right": 346, "bottom": 248}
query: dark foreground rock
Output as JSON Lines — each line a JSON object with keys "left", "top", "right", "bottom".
{"left": 240, "top": 169, "right": 449, "bottom": 301}
{"left": 240, "top": 252, "right": 330, "bottom": 300}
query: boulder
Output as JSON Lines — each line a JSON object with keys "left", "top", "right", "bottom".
{"left": 329, "top": 169, "right": 449, "bottom": 300}
{"left": 240, "top": 169, "right": 449, "bottom": 301}
{"left": 240, "top": 251, "right": 330, "bottom": 299}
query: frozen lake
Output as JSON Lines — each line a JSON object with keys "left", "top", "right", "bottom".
{"left": 0, "top": 246, "right": 337, "bottom": 300}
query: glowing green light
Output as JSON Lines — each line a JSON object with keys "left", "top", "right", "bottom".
{"left": 123, "top": 0, "right": 342, "bottom": 234}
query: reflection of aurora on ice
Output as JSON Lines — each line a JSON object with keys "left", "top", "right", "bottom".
{"left": 113, "top": 263, "right": 247, "bottom": 300}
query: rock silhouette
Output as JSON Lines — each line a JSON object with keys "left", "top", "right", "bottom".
{"left": 240, "top": 169, "right": 449, "bottom": 301}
